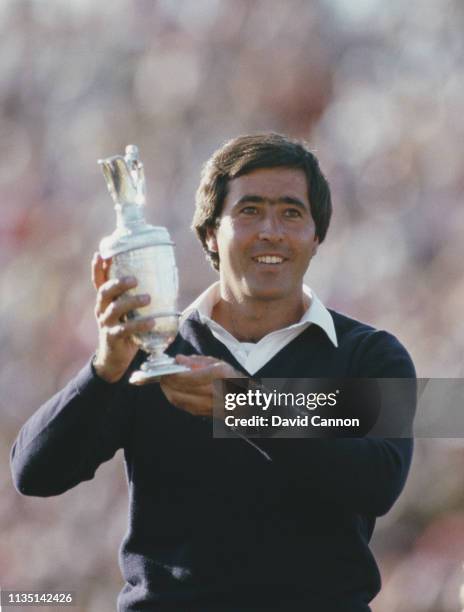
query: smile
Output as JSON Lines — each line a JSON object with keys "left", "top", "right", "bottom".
{"left": 253, "top": 255, "right": 285, "bottom": 264}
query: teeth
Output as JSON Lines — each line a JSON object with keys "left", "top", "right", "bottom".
{"left": 256, "top": 256, "right": 284, "bottom": 264}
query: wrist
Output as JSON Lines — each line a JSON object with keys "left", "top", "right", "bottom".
{"left": 92, "top": 355, "right": 126, "bottom": 383}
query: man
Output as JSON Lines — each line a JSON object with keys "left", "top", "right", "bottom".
{"left": 11, "top": 133, "right": 415, "bottom": 611}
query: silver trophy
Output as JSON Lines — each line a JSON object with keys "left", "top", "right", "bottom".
{"left": 98, "top": 145, "right": 188, "bottom": 384}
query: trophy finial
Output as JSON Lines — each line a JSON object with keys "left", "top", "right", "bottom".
{"left": 98, "top": 144, "right": 146, "bottom": 208}
{"left": 125, "top": 144, "right": 139, "bottom": 162}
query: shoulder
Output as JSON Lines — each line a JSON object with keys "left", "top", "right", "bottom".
{"left": 329, "top": 309, "right": 416, "bottom": 378}
{"left": 330, "top": 309, "right": 377, "bottom": 338}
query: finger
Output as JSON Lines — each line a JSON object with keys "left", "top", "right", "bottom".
{"left": 161, "top": 373, "right": 211, "bottom": 394}
{"left": 102, "top": 258, "right": 111, "bottom": 274}
{"left": 160, "top": 386, "right": 213, "bottom": 416}
{"left": 92, "top": 252, "right": 109, "bottom": 291}
{"left": 176, "top": 355, "right": 246, "bottom": 380}
{"left": 100, "top": 293, "right": 151, "bottom": 326}
{"left": 96, "top": 276, "right": 138, "bottom": 315}
{"left": 175, "top": 354, "right": 220, "bottom": 369}
{"left": 106, "top": 316, "right": 155, "bottom": 340}
{"left": 176, "top": 355, "right": 245, "bottom": 375}
{"left": 163, "top": 361, "right": 234, "bottom": 387}
{"left": 161, "top": 377, "right": 212, "bottom": 396}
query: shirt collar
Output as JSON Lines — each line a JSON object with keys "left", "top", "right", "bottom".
{"left": 182, "top": 282, "right": 338, "bottom": 347}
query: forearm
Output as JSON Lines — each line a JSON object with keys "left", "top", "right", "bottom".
{"left": 10, "top": 359, "right": 134, "bottom": 497}
{"left": 263, "top": 436, "right": 413, "bottom": 516}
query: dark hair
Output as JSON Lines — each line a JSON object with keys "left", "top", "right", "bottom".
{"left": 192, "top": 132, "right": 332, "bottom": 270}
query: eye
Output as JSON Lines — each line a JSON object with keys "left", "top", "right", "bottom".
{"left": 240, "top": 205, "right": 259, "bottom": 215}
{"left": 283, "top": 207, "right": 303, "bottom": 218}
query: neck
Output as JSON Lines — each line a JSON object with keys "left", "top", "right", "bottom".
{"left": 211, "top": 288, "right": 309, "bottom": 343}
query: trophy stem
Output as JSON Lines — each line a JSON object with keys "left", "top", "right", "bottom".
{"left": 143, "top": 345, "right": 175, "bottom": 370}
{"left": 129, "top": 344, "right": 189, "bottom": 385}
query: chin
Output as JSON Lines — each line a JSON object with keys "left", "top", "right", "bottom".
{"left": 244, "top": 284, "right": 290, "bottom": 301}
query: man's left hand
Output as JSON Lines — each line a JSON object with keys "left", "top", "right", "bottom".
{"left": 159, "top": 355, "right": 245, "bottom": 416}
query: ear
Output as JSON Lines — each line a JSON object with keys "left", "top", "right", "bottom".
{"left": 205, "top": 227, "right": 218, "bottom": 253}
{"left": 311, "top": 236, "right": 319, "bottom": 257}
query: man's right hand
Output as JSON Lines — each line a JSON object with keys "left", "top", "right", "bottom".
{"left": 92, "top": 252, "right": 155, "bottom": 383}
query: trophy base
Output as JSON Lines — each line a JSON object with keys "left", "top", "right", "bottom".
{"left": 129, "top": 363, "right": 189, "bottom": 385}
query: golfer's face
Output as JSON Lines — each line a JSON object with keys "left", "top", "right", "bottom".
{"left": 207, "top": 166, "right": 318, "bottom": 302}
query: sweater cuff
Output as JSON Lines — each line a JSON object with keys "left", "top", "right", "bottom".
{"left": 72, "top": 356, "right": 127, "bottom": 395}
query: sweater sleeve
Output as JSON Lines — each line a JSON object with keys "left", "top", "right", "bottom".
{"left": 261, "top": 331, "right": 416, "bottom": 517}
{"left": 10, "top": 359, "right": 136, "bottom": 497}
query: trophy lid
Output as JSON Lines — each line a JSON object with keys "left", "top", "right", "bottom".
{"left": 98, "top": 145, "right": 174, "bottom": 258}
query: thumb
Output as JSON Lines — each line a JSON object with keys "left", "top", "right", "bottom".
{"left": 92, "top": 252, "right": 110, "bottom": 290}
{"left": 175, "top": 354, "right": 220, "bottom": 369}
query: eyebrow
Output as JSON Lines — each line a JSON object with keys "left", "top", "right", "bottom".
{"left": 234, "top": 194, "right": 309, "bottom": 210}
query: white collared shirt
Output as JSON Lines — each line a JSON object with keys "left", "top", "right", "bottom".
{"left": 182, "top": 282, "right": 338, "bottom": 375}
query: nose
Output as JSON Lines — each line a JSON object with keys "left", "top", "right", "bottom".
{"left": 257, "top": 209, "right": 284, "bottom": 242}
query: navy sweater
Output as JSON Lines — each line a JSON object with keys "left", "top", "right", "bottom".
{"left": 11, "top": 310, "right": 415, "bottom": 611}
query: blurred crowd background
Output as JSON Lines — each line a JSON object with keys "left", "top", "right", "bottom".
{"left": 1, "top": 0, "right": 463, "bottom": 610}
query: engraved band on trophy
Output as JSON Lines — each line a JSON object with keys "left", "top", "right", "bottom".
{"left": 98, "top": 145, "right": 189, "bottom": 384}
